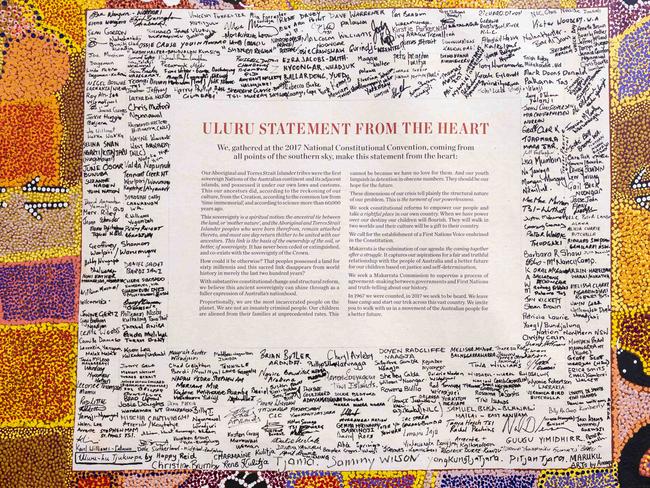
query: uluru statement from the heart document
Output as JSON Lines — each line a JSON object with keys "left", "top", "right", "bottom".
{"left": 75, "top": 8, "right": 611, "bottom": 471}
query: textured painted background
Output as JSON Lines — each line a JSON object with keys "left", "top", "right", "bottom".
{"left": 0, "top": 0, "right": 647, "bottom": 486}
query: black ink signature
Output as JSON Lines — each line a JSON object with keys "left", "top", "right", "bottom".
{"left": 371, "top": 20, "right": 394, "bottom": 47}
{"left": 391, "top": 78, "right": 410, "bottom": 98}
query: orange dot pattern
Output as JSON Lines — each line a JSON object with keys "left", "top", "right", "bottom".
{"left": 0, "top": 100, "right": 61, "bottom": 187}
{"left": 292, "top": 472, "right": 344, "bottom": 488}
{"left": 76, "top": 474, "right": 114, "bottom": 488}
{"left": 0, "top": 30, "right": 70, "bottom": 100}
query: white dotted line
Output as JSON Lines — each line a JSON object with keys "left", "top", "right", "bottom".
{"left": 22, "top": 176, "right": 69, "bottom": 193}
{"left": 636, "top": 196, "right": 650, "bottom": 209}
{"left": 221, "top": 473, "right": 268, "bottom": 488}
{"left": 23, "top": 201, "right": 69, "bottom": 220}
{"left": 632, "top": 168, "right": 649, "bottom": 189}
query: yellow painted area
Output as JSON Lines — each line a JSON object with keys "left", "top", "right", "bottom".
{"left": 343, "top": 471, "right": 427, "bottom": 488}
